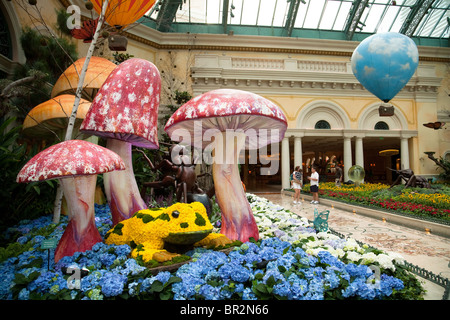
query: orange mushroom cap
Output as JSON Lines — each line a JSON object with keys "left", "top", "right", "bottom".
{"left": 22, "top": 94, "right": 91, "bottom": 138}
{"left": 51, "top": 57, "right": 116, "bottom": 99}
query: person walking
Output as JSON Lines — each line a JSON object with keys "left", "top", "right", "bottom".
{"left": 308, "top": 165, "right": 319, "bottom": 204}
{"left": 335, "top": 163, "right": 343, "bottom": 187}
{"left": 292, "top": 166, "right": 303, "bottom": 204}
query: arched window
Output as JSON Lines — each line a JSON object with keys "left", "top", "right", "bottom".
{"left": 0, "top": 9, "right": 12, "bottom": 60}
{"left": 444, "top": 151, "right": 450, "bottom": 162}
{"left": 315, "top": 120, "right": 331, "bottom": 129}
{"left": 374, "top": 121, "right": 389, "bottom": 130}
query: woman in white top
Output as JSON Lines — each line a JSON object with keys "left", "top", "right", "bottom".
{"left": 307, "top": 165, "right": 319, "bottom": 204}
{"left": 292, "top": 166, "right": 303, "bottom": 204}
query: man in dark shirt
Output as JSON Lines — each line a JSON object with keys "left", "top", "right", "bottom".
{"left": 335, "top": 163, "right": 343, "bottom": 187}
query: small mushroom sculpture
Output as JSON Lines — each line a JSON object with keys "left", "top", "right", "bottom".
{"left": 22, "top": 94, "right": 91, "bottom": 140}
{"left": 80, "top": 58, "right": 161, "bottom": 225}
{"left": 16, "top": 140, "right": 125, "bottom": 262}
{"left": 51, "top": 57, "right": 117, "bottom": 101}
{"left": 164, "top": 89, "right": 287, "bottom": 242}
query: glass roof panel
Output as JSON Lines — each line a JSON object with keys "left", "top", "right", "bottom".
{"left": 293, "top": 1, "right": 308, "bottom": 28}
{"left": 255, "top": 0, "right": 277, "bottom": 26}
{"left": 206, "top": 0, "right": 222, "bottom": 24}
{"left": 303, "top": 0, "right": 327, "bottom": 29}
{"left": 319, "top": 1, "right": 343, "bottom": 29}
{"left": 332, "top": 1, "right": 353, "bottom": 30}
{"left": 241, "top": 0, "right": 258, "bottom": 25}
{"left": 271, "top": 1, "right": 290, "bottom": 27}
{"left": 143, "top": 0, "right": 450, "bottom": 46}
{"left": 362, "top": 4, "right": 387, "bottom": 33}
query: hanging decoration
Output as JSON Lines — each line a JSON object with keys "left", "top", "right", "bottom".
{"left": 91, "top": 0, "right": 157, "bottom": 30}
{"left": 71, "top": 18, "right": 99, "bottom": 43}
{"left": 351, "top": 32, "right": 419, "bottom": 104}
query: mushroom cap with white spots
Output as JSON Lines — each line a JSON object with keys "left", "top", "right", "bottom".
{"left": 164, "top": 89, "right": 288, "bottom": 149}
{"left": 80, "top": 58, "right": 161, "bottom": 149}
{"left": 16, "top": 140, "right": 126, "bottom": 182}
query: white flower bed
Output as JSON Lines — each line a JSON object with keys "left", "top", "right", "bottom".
{"left": 247, "top": 193, "right": 405, "bottom": 272}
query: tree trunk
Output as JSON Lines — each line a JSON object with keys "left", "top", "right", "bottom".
{"left": 53, "top": 0, "right": 109, "bottom": 224}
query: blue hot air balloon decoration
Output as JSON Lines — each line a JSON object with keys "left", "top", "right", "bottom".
{"left": 351, "top": 32, "right": 419, "bottom": 103}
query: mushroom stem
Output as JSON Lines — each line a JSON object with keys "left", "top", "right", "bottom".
{"left": 212, "top": 131, "right": 259, "bottom": 242}
{"left": 54, "top": 175, "right": 102, "bottom": 262}
{"left": 104, "top": 139, "right": 147, "bottom": 225}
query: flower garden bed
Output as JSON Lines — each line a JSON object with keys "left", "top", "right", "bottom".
{"left": 0, "top": 194, "right": 426, "bottom": 300}
{"left": 301, "top": 183, "right": 450, "bottom": 224}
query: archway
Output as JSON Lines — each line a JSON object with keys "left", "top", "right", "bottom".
{"left": 357, "top": 103, "right": 409, "bottom": 183}
{"left": 357, "top": 103, "right": 408, "bottom": 131}
{"left": 294, "top": 100, "right": 351, "bottom": 181}
{"left": 0, "top": 1, "right": 26, "bottom": 76}
{"left": 297, "top": 100, "right": 351, "bottom": 129}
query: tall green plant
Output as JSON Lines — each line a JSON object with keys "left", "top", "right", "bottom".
{"left": 1, "top": 27, "right": 78, "bottom": 122}
{"left": 16, "top": 27, "right": 77, "bottom": 85}
{"left": 0, "top": 117, "right": 55, "bottom": 234}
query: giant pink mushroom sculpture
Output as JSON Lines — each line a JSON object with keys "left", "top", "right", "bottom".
{"left": 80, "top": 58, "right": 161, "bottom": 225}
{"left": 16, "top": 140, "right": 125, "bottom": 262}
{"left": 164, "top": 89, "right": 287, "bottom": 242}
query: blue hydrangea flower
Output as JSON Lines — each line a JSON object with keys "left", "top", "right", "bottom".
{"left": 273, "top": 281, "right": 292, "bottom": 298}
{"left": 18, "top": 288, "right": 29, "bottom": 300}
{"left": 99, "top": 253, "right": 116, "bottom": 268}
{"left": 198, "top": 284, "right": 222, "bottom": 300}
{"left": 100, "top": 272, "right": 127, "bottom": 298}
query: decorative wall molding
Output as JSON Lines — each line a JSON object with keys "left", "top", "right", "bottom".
{"left": 286, "top": 128, "right": 418, "bottom": 139}
{"left": 59, "top": 1, "right": 450, "bottom": 63}
{"left": 191, "top": 54, "right": 442, "bottom": 101}
{"left": 296, "top": 100, "right": 351, "bottom": 129}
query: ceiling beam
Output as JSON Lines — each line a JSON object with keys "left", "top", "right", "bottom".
{"left": 155, "top": 0, "right": 183, "bottom": 32}
{"left": 285, "top": 0, "right": 304, "bottom": 37}
{"left": 222, "top": 0, "right": 230, "bottom": 34}
{"left": 344, "top": 0, "right": 369, "bottom": 41}
{"left": 399, "top": 0, "right": 436, "bottom": 37}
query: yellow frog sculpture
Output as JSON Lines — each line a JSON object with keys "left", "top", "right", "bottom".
{"left": 104, "top": 202, "right": 232, "bottom": 263}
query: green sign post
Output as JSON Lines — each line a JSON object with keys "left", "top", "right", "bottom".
{"left": 40, "top": 238, "right": 57, "bottom": 270}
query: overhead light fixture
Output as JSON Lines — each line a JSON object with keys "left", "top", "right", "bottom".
{"left": 379, "top": 149, "right": 399, "bottom": 157}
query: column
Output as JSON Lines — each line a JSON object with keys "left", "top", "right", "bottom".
{"left": 294, "top": 137, "right": 302, "bottom": 169}
{"left": 343, "top": 137, "right": 352, "bottom": 182}
{"left": 400, "top": 137, "right": 410, "bottom": 170}
{"left": 355, "top": 137, "right": 364, "bottom": 183}
{"left": 281, "top": 137, "right": 290, "bottom": 190}
{"left": 355, "top": 137, "right": 364, "bottom": 168}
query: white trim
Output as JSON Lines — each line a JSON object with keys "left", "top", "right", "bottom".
{"left": 0, "top": 1, "right": 25, "bottom": 65}
{"left": 296, "top": 100, "right": 351, "bottom": 129}
{"left": 443, "top": 150, "right": 450, "bottom": 161}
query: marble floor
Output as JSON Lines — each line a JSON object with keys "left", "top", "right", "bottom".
{"left": 248, "top": 188, "right": 450, "bottom": 300}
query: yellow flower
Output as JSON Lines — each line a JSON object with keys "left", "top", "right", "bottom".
{"left": 104, "top": 202, "right": 220, "bottom": 263}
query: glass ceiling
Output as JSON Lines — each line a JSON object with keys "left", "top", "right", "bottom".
{"left": 142, "top": 0, "right": 450, "bottom": 46}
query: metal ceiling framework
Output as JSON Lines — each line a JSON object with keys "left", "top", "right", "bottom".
{"left": 222, "top": 0, "right": 230, "bottom": 33}
{"left": 144, "top": 0, "right": 450, "bottom": 46}
{"left": 344, "top": 0, "right": 370, "bottom": 40}
{"left": 285, "top": 0, "right": 305, "bottom": 36}
{"left": 399, "top": 0, "right": 436, "bottom": 36}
